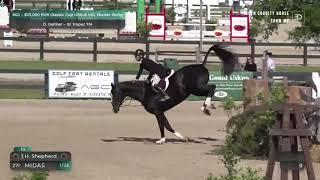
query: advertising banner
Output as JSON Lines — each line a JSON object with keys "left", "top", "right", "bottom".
{"left": 4, "top": 31, "right": 13, "bottom": 47}
{"left": 0, "top": 6, "right": 9, "bottom": 28}
{"left": 231, "top": 16, "right": 248, "bottom": 37}
{"left": 230, "top": 11, "right": 249, "bottom": 42}
{"left": 208, "top": 71, "right": 253, "bottom": 100}
{"left": 48, "top": 70, "right": 114, "bottom": 99}
{"left": 10, "top": 10, "right": 125, "bottom": 29}
{"left": 146, "top": 13, "right": 165, "bottom": 39}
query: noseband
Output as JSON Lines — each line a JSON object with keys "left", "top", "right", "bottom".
{"left": 112, "top": 97, "right": 140, "bottom": 107}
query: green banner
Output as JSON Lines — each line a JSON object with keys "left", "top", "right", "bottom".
{"left": 208, "top": 71, "right": 253, "bottom": 101}
{"left": 11, "top": 10, "right": 126, "bottom": 20}
{"left": 14, "top": 147, "right": 32, "bottom": 152}
{"left": 10, "top": 10, "right": 126, "bottom": 29}
{"left": 56, "top": 161, "right": 72, "bottom": 171}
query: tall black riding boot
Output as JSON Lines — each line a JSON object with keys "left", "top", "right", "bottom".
{"left": 154, "top": 84, "right": 170, "bottom": 101}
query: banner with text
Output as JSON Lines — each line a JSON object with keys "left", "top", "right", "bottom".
{"left": 48, "top": 70, "right": 114, "bottom": 99}
{"left": 10, "top": 10, "right": 125, "bottom": 29}
{"left": 208, "top": 71, "right": 253, "bottom": 100}
{"left": 0, "top": 6, "right": 9, "bottom": 28}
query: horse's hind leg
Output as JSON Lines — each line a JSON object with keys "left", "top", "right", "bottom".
{"left": 156, "top": 113, "right": 184, "bottom": 144}
{"left": 205, "top": 84, "right": 216, "bottom": 110}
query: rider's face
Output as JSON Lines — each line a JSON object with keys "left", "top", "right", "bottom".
{"left": 135, "top": 55, "right": 141, "bottom": 62}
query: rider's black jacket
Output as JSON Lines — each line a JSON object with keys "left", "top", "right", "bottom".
{"left": 135, "top": 58, "right": 171, "bottom": 80}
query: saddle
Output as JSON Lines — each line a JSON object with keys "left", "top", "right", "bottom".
{"left": 151, "top": 69, "right": 175, "bottom": 91}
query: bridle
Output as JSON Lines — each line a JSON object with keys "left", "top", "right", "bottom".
{"left": 111, "top": 95, "right": 141, "bottom": 108}
{"left": 120, "top": 97, "right": 133, "bottom": 107}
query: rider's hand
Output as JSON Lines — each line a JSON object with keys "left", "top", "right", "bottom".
{"left": 132, "top": 79, "right": 137, "bottom": 83}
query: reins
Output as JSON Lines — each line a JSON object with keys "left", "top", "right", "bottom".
{"left": 120, "top": 97, "right": 142, "bottom": 107}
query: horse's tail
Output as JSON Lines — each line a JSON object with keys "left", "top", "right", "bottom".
{"left": 204, "top": 44, "right": 239, "bottom": 76}
{"left": 202, "top": 45, "right": 214, "bottom": 65}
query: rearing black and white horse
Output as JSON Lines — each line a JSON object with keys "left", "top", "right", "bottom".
{"left": 111, "top": 44, "right": 239, "bottom": 144}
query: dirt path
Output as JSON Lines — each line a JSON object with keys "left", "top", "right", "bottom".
{"left": 0, "top": 100, "right": 319, "bottom": 180}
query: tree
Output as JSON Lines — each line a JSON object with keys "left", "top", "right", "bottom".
{"left": 136, "top": 21, "right": 152, "bottom": 40}
{"left": 288, "top": 5, "right": 320, "bottom": 45}
{"left": 250, "top": 0, "right": 320, "bottom": 44}
{"left": 166, "top": 7, "right": 176, "bottom": 24}
{"left": 206, "top": 18, "right": 218, "bottom": 31}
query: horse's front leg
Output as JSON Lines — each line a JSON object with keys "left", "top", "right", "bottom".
{"left": 155, "top": 113, "right": 184, "bottom": 144}
{"left": 155, "top": 113, "right": 166, "bottom": 144}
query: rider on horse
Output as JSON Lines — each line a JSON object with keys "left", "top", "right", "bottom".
{"left": 133, "top": 49, "right": 173, "bottom": 101}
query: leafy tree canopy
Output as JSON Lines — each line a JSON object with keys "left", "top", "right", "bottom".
{"left": 250, "top": 0, "right": 320, "bottom": 43}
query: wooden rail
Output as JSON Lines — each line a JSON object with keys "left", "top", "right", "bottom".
{"left": 0, "top": 37, "right": 319, "bottom": 65}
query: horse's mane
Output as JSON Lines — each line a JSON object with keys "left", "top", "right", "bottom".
{"left": 118, "top": 80, "right": 146, "bottom": 89}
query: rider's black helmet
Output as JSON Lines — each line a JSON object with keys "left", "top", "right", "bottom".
{"left": 134, "top": 49, "right": 145, "bottom": 62}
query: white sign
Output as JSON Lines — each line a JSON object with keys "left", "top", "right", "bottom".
{"left": 147, "top": 14, "right": 165, "bottom": 37}
{"left": 231, "top": 16, "right": 248, "bottom": 37}
{"left": 0, "top": 6, "right": 9, "bottom": 27}
{"left": 4, "top": 31, "right": 13, "bottom": 47}
{"left": 120, "top": 11, "right": 136, "bottom": 34}
{"left": 174, "top": 6, "right": 187, "bottom": 14}
{"left": 48, "top": 70, "right": 114, "bottom": 99}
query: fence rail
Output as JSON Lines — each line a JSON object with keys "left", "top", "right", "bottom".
{"left": 0, "top": 37, "right": 319, "bottom": 65}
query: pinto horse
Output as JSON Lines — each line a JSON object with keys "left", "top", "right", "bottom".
{"left": 111, "top": 44, "right": 239, "bottom": 144}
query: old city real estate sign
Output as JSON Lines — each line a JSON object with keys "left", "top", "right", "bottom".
{"left": 10, "top": 10, "right": 126, "bottom": 29}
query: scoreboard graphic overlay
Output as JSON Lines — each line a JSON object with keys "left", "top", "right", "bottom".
{"left": 10, "top": 147, "right": 72, "bottom": 171}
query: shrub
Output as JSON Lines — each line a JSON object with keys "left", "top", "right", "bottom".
{"left": 205, "top": 18, "right": 217, "bottom": 31}
{"left": 226, "top": 110, "right": 276, "bottom": 157}
{"left": 13, "top": 171, "right": 48, "bottom": 180}
{"left": 220, "top": 86, "right": 287, "bottom": 157}
{"left": 220, "top": 97, "right": 237, "bottom": 118}
{"left": 166, "top": 7, "right": 175, "bottom": 23}
{"left": 136, "top": 21, "right": 152, "bottom": 40}
{"left": 207, "top": 137, "right": 264, "bottom": 180}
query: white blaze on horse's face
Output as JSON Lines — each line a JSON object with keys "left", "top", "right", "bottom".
{"left": 110, "top": 83, "right": 124, "bottom": 113}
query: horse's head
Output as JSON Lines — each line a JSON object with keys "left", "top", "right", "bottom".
{"left": 111, "top": 83, "right": 125, "bottom": 113}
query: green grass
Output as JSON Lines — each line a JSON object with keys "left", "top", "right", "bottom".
{"left": 0, "top": 61, "right": 139, "bottom": 71}
{"left": 0, "top": 89, "right": 44, "bottom": 99}
{"left": 0, "top": 60, "right": 318, "bottom": 72}
{"left": 276, "top": 66, "right": 320, "bottom": 72}
{"left": 0, "top": 60, "right": 224, "bottom": 72}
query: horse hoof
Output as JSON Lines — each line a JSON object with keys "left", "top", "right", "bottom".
{"left": 210, "top": 103, "right": 216, "bottom": 109}
{"left": 203, "top": 108, "right": 211, "bottom": 116}
{"left": 156, "top": 138, "right": 166, "bottom": 144}
{"left": 184, "top": 137, "right": 191, "bottom": 142}
{"left": 174, "top": 132, "right": 184, "bottom": 140}
{"left": 201, "top": 106, "right": 211, "bottom": 115}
